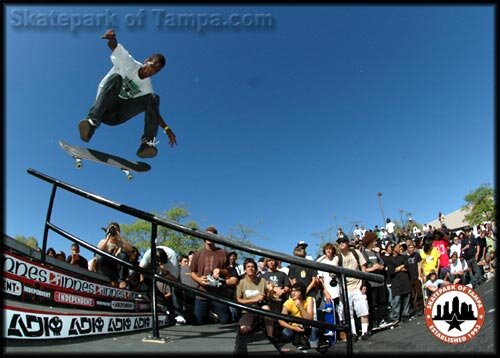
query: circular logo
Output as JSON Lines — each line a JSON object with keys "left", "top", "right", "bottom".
{"left": 425, "top": 284, "right": 485, "bottom": 344}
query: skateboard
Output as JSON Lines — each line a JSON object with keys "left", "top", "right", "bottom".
{"left": 321, "top": 301, "right": 336, "bottom": 346}
{"left": 59, "top": 140, "right": 151, "bottom": 180}
{"left": 371, "top": 320, "right": 398, "bottom": 333}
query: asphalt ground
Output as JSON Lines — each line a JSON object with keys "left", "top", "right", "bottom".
{"left": 3, "top": 278, "right": 496, "bottom": 356}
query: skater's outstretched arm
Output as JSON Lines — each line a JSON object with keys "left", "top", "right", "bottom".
{"left": 158, "top": 115, "right": 177, "bottom": 147}
{"left": 101, "top": 29, "right": 117, "bottom": 51}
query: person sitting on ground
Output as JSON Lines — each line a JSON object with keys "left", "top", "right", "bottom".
{"left": 236, "top": 258, "right": 274, "bottom": 337}
{"left": 448, "top": 252, "right": 470, "bottom": 285}
{"left": 66, "top": 243, "right": 89, "bottom": 269}
{"left": 278, "top": 282, "right": 314, "bottom": 350}
{"left": 424, "top": 271, "right": 450, "bottom": 294}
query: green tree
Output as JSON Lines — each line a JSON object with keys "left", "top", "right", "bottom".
{"left": 225, "top": 223, "right": 259, "bottom": 261}
{"left": 15, "top": 235, "right": 39, "bottom": 249}
{"left": 120, "top": 205, "right": 202, "bottom": 255}
{"left": 462, "top": 183, "right": 496, "bottom": 226}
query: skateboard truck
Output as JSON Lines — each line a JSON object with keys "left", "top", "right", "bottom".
{"left": 122, "top": 169, "right": 133, "bottom": 180}
{"left": 74, "top": 157, "right": 83, "bottom": 169}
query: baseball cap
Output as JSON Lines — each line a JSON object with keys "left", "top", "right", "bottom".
{"left": 297, "top": 240, "right": 308, "bottom": 247}
{"left": 337, "top": 237, "right": 349, "bottom": 244}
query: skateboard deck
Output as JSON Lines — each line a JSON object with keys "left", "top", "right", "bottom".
{"left": 371, "top": 320, "right": 398, "bottom": 333}
{"left": 322, "top": 301, "right": 336, "bottom": 346}
{"left": 59, "top": 140, "right": 151, "bottom": 180}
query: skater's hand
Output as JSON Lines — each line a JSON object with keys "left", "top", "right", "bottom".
{"left": 164, "top": 127, "right": 177, "bottom": 147}
{"left": 101, "top": 29, "right": 116, "bottom": 40}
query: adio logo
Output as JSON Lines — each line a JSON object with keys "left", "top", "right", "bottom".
{"left": 425, "top": 284, "right": 485, "bottom": 344}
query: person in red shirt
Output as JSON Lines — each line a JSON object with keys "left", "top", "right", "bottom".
{"left": 432, "top": 230, "right": 450, "bottom": 280}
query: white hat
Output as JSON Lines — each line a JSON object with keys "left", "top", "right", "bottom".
{"left": 297, "top": 240, "right": 308, "bottom": 247}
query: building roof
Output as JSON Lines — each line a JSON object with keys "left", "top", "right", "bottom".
{"left": 427, "top": 207, "right": 470, "bottom": 230}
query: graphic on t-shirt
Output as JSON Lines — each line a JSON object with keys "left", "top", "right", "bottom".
{"left": 120, "top": 77, "right": 141, "bottom": 98}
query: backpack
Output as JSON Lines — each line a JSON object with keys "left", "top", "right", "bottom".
{"left": 337, "top": 248, "right": 361, "bottom": 269}
{"left": 336, "top": 249, "right": 369, "bottom": 288}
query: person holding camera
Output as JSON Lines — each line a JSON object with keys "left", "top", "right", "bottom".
{"left": 190, "top": 226, "right": 238, "bottom": 325}
{"left": 96, "top": 222, "right": 133, "bottom": 286}
{"left": 236, "top": 258, "right": 275, "bottom": 336}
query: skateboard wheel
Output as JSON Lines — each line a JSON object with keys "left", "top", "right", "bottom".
{"left": 127, "top": 174, "right": 133, "bottom": 180}
{"left": 75, "top": 158, "right": 83, "bottom": 169}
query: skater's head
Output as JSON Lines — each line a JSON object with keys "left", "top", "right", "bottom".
{"left": 139, "top": 53, "right": 166, "bottom": 79}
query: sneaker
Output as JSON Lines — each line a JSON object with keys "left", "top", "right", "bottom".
{"left": 360, "top": 333, "right": 371, "bottom": 341}
{"left": 78, "top": 119, "right": 96, "bottom": 142}
{"left": 175, "top": 315, "right": 186, "bottom": 325}
{"left": 137, "top": 138, "right": 158, "bottom": 158}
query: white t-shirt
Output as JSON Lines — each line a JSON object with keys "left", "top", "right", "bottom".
{"left": 449, "top": 258, "right": 468, "bottom": 275}
{"left": 449, "top": 243, "right": 462, "bottom": 258}
{"left": 386, "top": 222, "right": 396, "bottom": 234}
{"left": 97, "top": 44, "right": 154, "bottom": 100}
{"left": 316, "top": 255, "right": 340, "bottom": 300}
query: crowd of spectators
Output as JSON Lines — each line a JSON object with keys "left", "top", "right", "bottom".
{"left": 40, "top": 218, "right": 496, "bottom": 352}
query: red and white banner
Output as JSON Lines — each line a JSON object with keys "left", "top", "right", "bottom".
{"left": 3, "top": 251, "right": 149, "bottom": 312}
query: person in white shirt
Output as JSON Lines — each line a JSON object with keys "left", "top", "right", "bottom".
{"left": 78, "top": 29, "right": 177, "bottom": 158}
{"left": 385, "top": 218, "right": 396, "bottom": 243}
{"left": 449, "top": 252, "right": 470, "bottom": 285}
{"left": 449, "top": 236, "right": 462, "bottom": 258}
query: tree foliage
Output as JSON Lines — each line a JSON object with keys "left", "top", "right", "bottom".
{"left": 120, "top": 205, "right": 203, "bottom": 256}
{"left": 15, "top": 235, "right": 39, "bottom": 249}
{"left": 462, "top": 183, "right": 496, "bottom": 226}
{"left": 119, "top": 205, "right": 260, "bottom": 260}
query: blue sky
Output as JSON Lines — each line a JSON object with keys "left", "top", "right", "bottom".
{"left": 5, "top": 5, "right": 494, "bottom": 260}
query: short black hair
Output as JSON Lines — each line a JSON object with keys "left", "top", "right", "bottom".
{"left": 155, "top": 248, "right": 168, "bottom": 264}
{"left": 150, "top": 53, "right": 166, "bottom": 68}
{"left": 243, "top": 258, "right": 257, "bottom": 269}
{"left": 291, "top": 282, "right": 306, "bottom": 297}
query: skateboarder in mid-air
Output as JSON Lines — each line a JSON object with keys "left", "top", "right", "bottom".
{"left": 79, "top": 29, "right": 177, "bottom": 158}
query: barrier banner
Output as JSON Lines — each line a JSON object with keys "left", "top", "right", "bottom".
{"left": 4, "top": 306, "right": 167, "bottom": 339}
{"left": 3, "top": 251, "right": 150, "bottom": 312}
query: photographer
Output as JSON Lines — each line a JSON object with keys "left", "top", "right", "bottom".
{"left": 236, "top": 258, "right": 274, "bottom": 336}
{"left": 96, "top": 222, "right": 133, "bottom": 286}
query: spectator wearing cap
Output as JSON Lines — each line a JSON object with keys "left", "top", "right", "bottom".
{"left": 332, "top": 236, "right": 371, "bottom": 341}
{"left": 424, "top": 271, "right": 449, "bottom": 295}
{"left": 296, "top": 241, "right": 313, "bottom": 260}
{"left": 361, "top": 232, "right": 391, "bottom": 328}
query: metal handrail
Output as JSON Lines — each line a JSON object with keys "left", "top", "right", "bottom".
{"left": 28, "top": 168, "right": 383, "bottom": 355}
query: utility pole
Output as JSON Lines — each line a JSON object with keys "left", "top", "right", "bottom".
{"left": 377, "top": 192, "right": 386, "bottom": 225}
